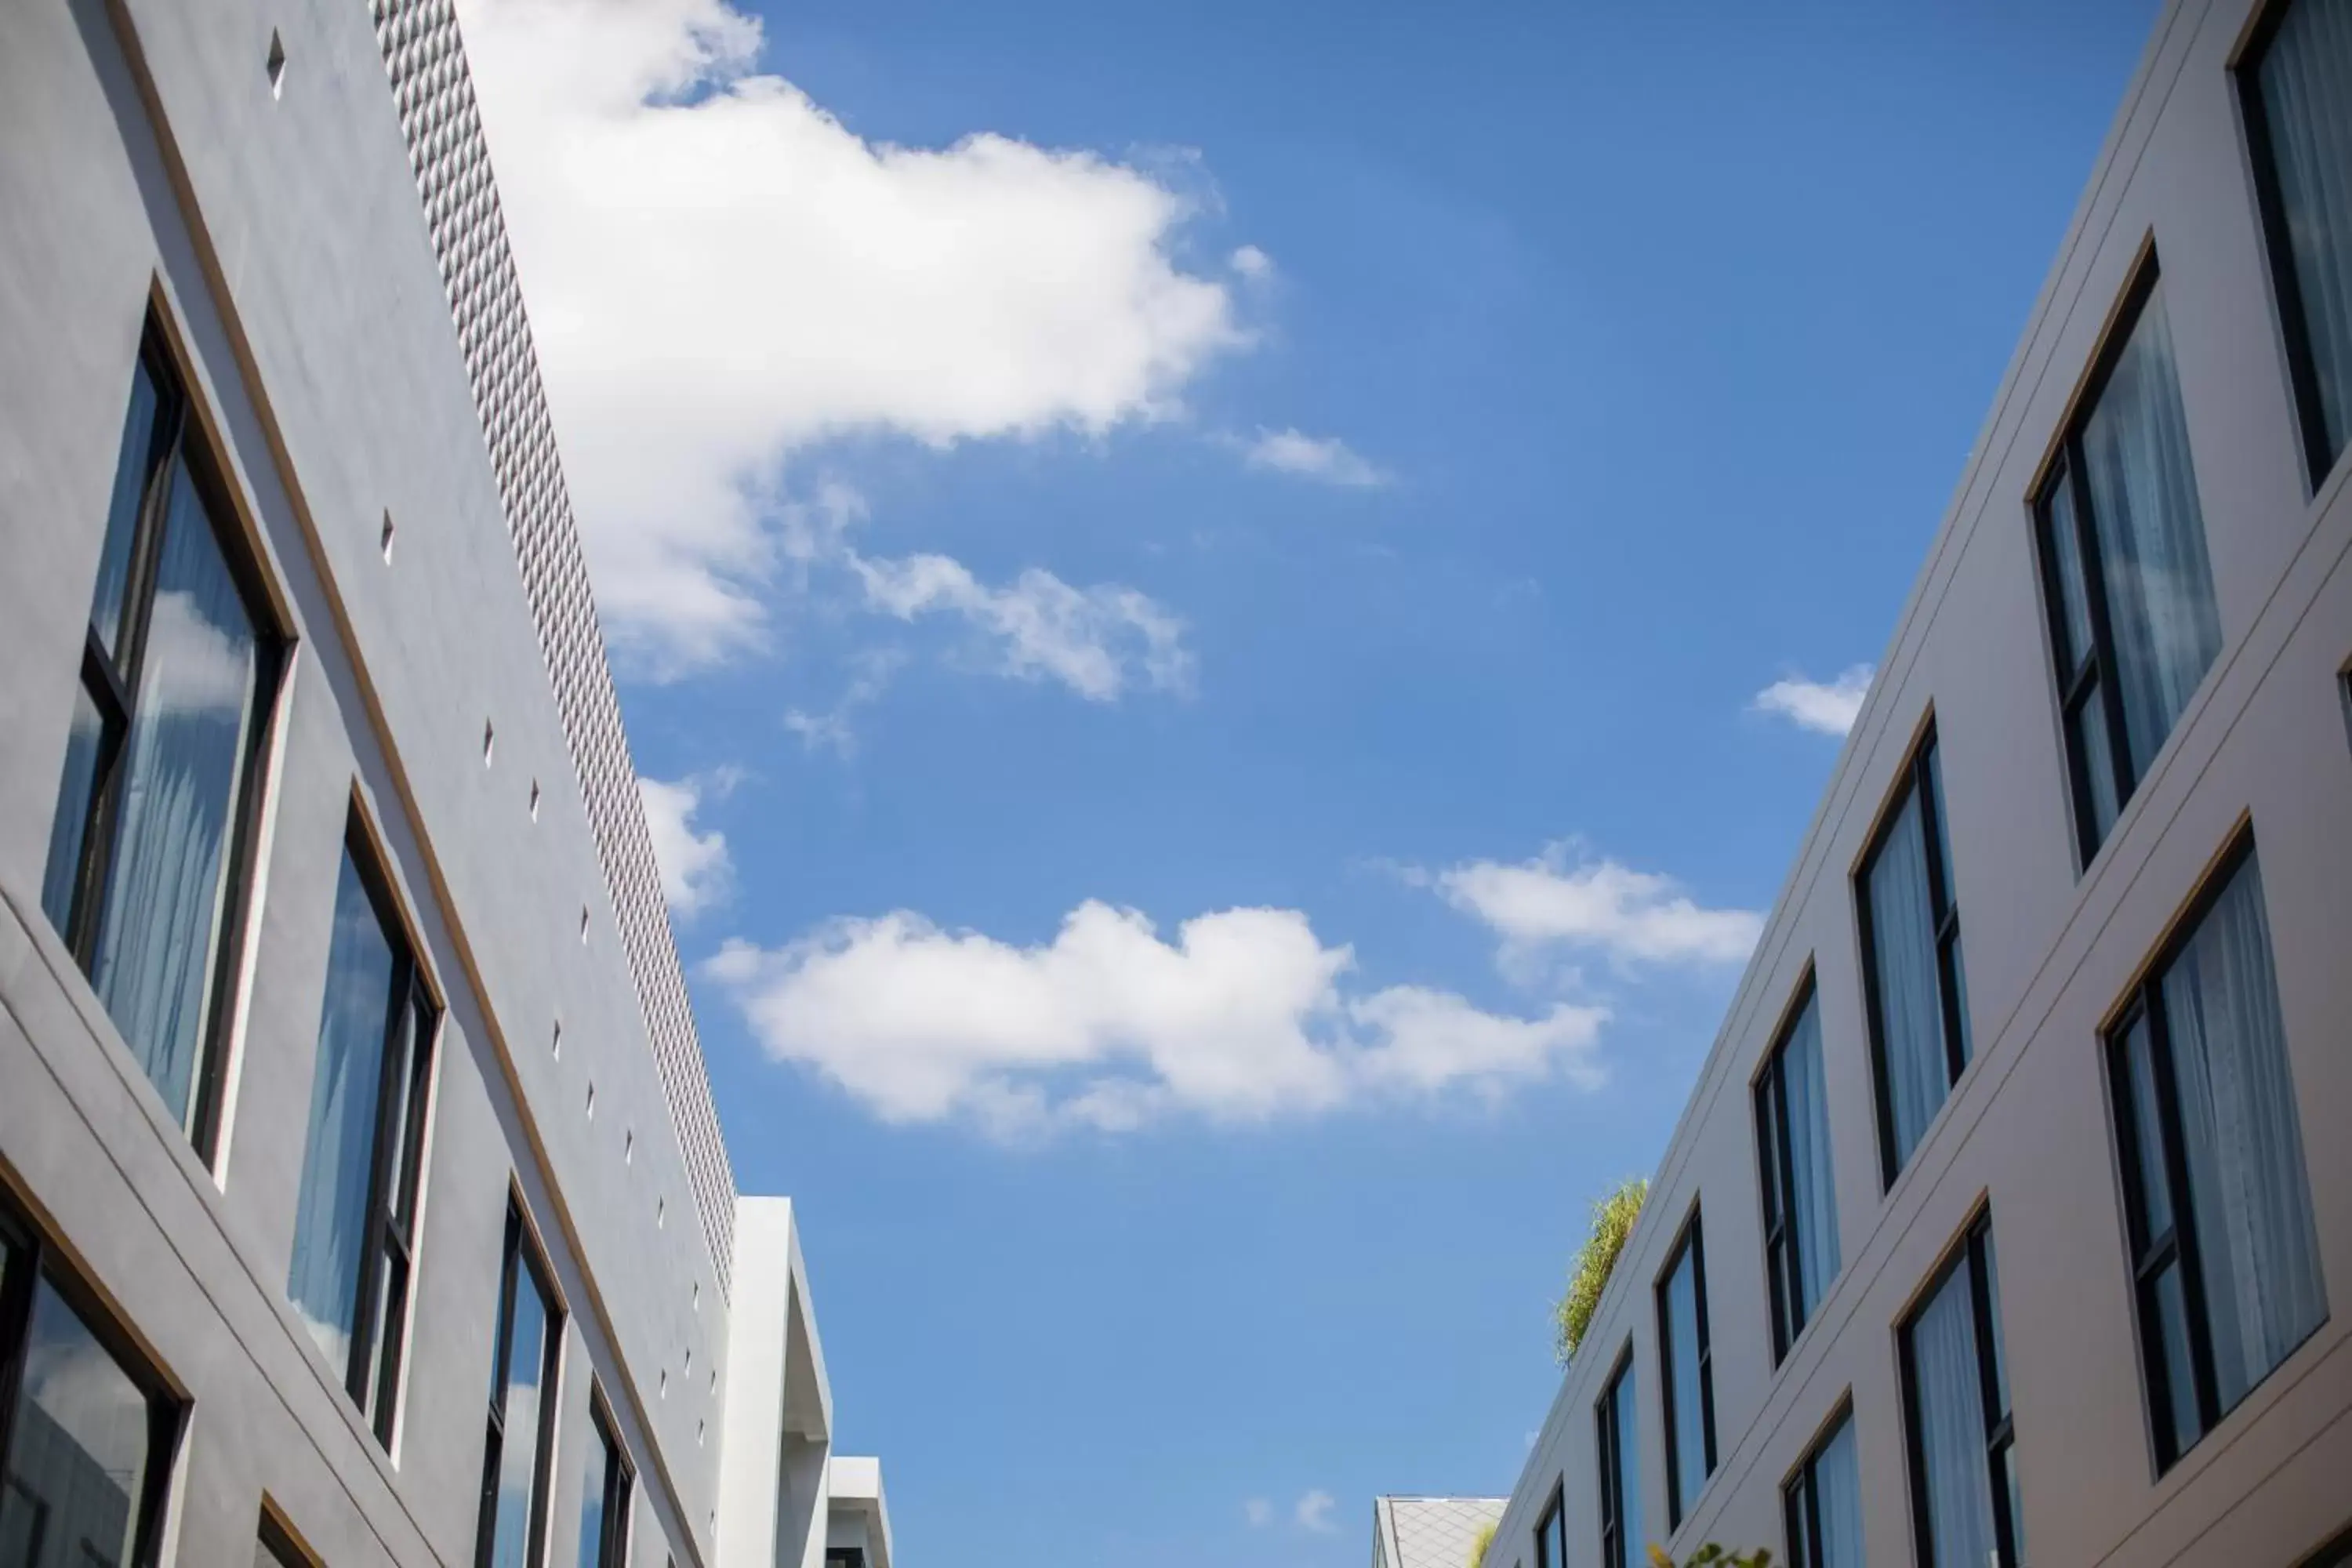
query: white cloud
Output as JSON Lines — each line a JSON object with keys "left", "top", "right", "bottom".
{"left": 1229, "top": 244, "right": 1275, "bottom": 281}
{"left": 459, "top": 0, "right": 1250, "bottom": 669}
{"left": 854, "top": 554, "right": 1193, "bottom": 701}
{"left": 784, "top": 650, "right": 906, "bottom": 758}
{"left": 1427, "top": 843, "right": 1762, "bottom": 972}
{"left": 1752, "top": 664, "right": 1873, "bottom": 737}
{"left": 1238, "top": 428, "right": 1389, "bottom": 488}
{"left": 705, "top": 900, "right": 1606, "bottom": 1134}
{"left": 639, "top": 774, "right": 734, "bottom": 917}
{"left": 1296, "top": 1491, "right": 1338, "bottom": 1534}
{"left": 1243, "top": 1499, "right": 1273, "bottom": 1528}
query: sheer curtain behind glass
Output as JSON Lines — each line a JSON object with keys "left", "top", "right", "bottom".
{"left": 288, "top": 851, "right": 400, "bottom": 1376}
{"left": 2079, "top": 285, "right": 2220, "bottom": 781}
{"left": 1911, "top": 1265, "right": 1998, "bottom": 1568}
{"left": 88, "top": 463, "right": 263, "bottom": 1128}
{"left": 1783, "top": 999, "right": 1841, "bottom": 1316}
{"left": 1813, "top": 1417, "right": 1863, "bottom": 1568}
{"left": 2256, "top": 0, "right": 2352, "bottom": 465}
{"left": 2161, "top": 856, "right": 2325, "bottom": 1407}
{"left": 1868, "top": 790, "right": 1946, "bottom": 1167}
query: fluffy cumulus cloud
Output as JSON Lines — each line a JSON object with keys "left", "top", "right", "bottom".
{"left": 1425, "top": 842, "right": 1762, "bottom": 973}
{"left": 458, "top": 0, "right": 1249, "bottom": 667}
{"left": 1296, "top": 1492, "right": 1338, "bottom": 1534}
{"left": 1238, "top": 428, "right": 1389, "bottom": 488}
{"left": 704, "top": 901, "right": 1606, "bottom": 1134}
{"left": 1752, "top": 664, "right": 1874, "bottom": 737}
{"left": 638, "top": 775, "right": 734, "bottom": 917}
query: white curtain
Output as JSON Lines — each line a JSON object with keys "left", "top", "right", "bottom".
{"left": 1814, "top": 1414, "right": 1864, "bottom": 1568}
{"left": 2161, "top": 855, "right": 2325, "bottom": 1410}
{"left": 287, "top": 851, "right": 399, "bottom": 1376}
{"left": 1912, "top": 1263, "right": 1998, "bottom": 1568}
{"left": 2080, "top": 284, "right": 2220, "bottom": 780}
{"left": 1782, "top": 997, "right": 1841, "bottom": 1316}
{"left": 2258, "top": 0, "right": 2352, "bottom": 460}
{"left": 89, "top": 460, "right": 262, "bottom": 1130}
{"left": 1867, "top": 790, "right": 1946, "bottom": 1167}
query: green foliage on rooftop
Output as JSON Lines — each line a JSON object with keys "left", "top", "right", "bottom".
{"left": 1647, "top": 1546, "right": 1773, "bottom": 1568}
{"left": 1553, "top": 1177, "right": 1647, "bottom": 1366}
{"left": 1468, "top": 1520, "right": 1497, "bottom": 1568}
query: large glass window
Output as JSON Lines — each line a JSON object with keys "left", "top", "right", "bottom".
{"left": 41, "top": 325, "right": 281, "bottom": 1156}
{"left": 1900, "top": 1215, "right": 2021, "bottom": 1568}
{"left": 2243, "top": 0, "right": 2352, "bottom": 484}
{"left": 1532, "top": 1485, "right": 1565, "bottom": 1568}
{"left": 286, "top": 830, "right": 435, "bottom": 1448}
{"left": 1757, "top": 982, "right": 1841, "bottom": 1361}
{"left": 477, "top": 1209, "right": 561, "bottom": 1568}
{"left": 0, "top": 1214, "right": 180, "bottom": 1568}
{"left": 2033, "top": 269, "right": 2220, "bottom": 862}
{"left": 2106, "top": 840, "right": 2325, "bottom": 1470}
{"left": 1858, "top": 730, "right": 1970, "bottom": 1185}
{"left": 1656, "top": 1213, "right": 1715, "bottom": 1529}
{"left": 1782, "top": 1407, "right": 1863, "bottom": 1568}
{"left": 578, "top": 1395, "right": 631, "bottom": 1568}
{"left": 1595, "top": 1350, "right": 1641, "bottom": 1568}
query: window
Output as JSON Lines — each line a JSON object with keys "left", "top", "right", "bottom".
{"left": 0, "top": 1209, "right": 182, "bottom": 1568}
{"left": 1533, "top": 1484, "right": 1566, "bottom": 1568}
{"left": 1858, "top": 728, "right": 1971, "bottom": 1184}
{"left": 1756, "top": 981, "right": 1841, "bottom": 1361}
{"left": 2242, "top": 0, "right": 2352, "bottom": 485}
{"left": 1595, "top": 1350, "right": 1641, "bottom": 1568}
{"left": 1900, "top": 1215, "right": 2021, "bottom": 1568}
{"left": 1782, "top": 1406, "right": 1862, "bottom": 1568}
{"left": 286, "top": 828, "right": 435, "bottom": 1448}
{"left": 822, "top": 1554, "right": 866, "bottom": 1568}
{"left": 578, "top": 1394, "right": 632, "bottom": 1568}
{"left": 477, "top": 1207, "right": 561, "bottom": 1568}
{"left": 1656, "top": 1212, "right": 1715, "bottom": 1529}
{"left": 41, "top": 325, "right": 283, "bottom": 1156}
{"left": 2033, "top": 267, "right": 2221, "bottom": 862}
{"left": 2106, "top": 840, "right": 2325, "bottom": 1470}
{"left": 256, "top": 1515, "right": 312, "bottom": 1568}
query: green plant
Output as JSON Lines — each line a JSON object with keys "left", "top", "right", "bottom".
{"left": 1468, "top": 1519, "right": 1497, "bottom": 1568}
{"left": 1553, "top": 1177, "right": 1647, "bottom": 1365}
{"left": 1646, "top": 1546, "right": 1773, "bottom": 1568}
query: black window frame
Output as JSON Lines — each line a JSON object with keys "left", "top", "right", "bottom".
{"left": 2031, "top": 257, "right": 2204, "bottom": 866}
{"left": 1780, "top": 1400, "right": 1855, "bottom": 1568}
{"left": 1595, "top": 1345, "right": 1636, "bottom": 1568}
{"left": 311, "top": 818, "right": 437, "bottom": 1449}
{"left": 1897, "top": 1213, "right": 2020, "bottom": 1568}
{"left": 43, "top": 318, "right": 286, "bottom": 1160}
{"left": 584, "top": 1388, "right": 633, "bottom": 1568}
{"left": 0, "top": 1196, "right": 185, "bottom": 1568}
{"left": 1654, "top": 1207, "right": 1717, "bottom": 1530}
{"left": 1755, "top": 975, "right": 1829, "bottom": 1363}
{"left": 1531, "top": 1481, "right": 1566, "bottom": 1568}
{"left": 2238, "top": 0, "right": 2350, "bottom": 489}
{"left": 2103, "top": 829, "right": 2325, "bottom": 1472}
{"left": 822, "top": 1553, "right": 866, "bottom": 1568}
{"left": 1856, "top": 724, "right": 1969, "bottom": 1189}
{"left": 476, "top": 1203, "right": 564, "bottom": 1568}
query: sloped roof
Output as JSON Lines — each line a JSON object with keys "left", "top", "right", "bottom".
{"left": 1377, "top": 1497, "right": 1508, "bottom": 1568}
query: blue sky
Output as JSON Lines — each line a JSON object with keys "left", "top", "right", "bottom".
{"left": 458, "top": 1, "right": 2155, "bottom": 1561}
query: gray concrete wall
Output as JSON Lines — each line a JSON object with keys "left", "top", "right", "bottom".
{"left": 1488, "top": 0, "right": 2352, "bottom": 1563}
{"left": 0, "top": 0, "right": 732, "bottom": 1563}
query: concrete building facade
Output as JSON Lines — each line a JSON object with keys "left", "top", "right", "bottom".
{"left": 0, "top": 2, "right": 889, "bottom": 1565}
{"left": 1487, "top": 0, "right": 2352, "bottom": 1564}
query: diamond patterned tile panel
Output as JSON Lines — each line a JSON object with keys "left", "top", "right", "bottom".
{"left": 1383, "top": 1497, "right": 1508, "bottom": 1568}
{"left": 367, "top": 0, "right": 735, "bottom": 1294}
